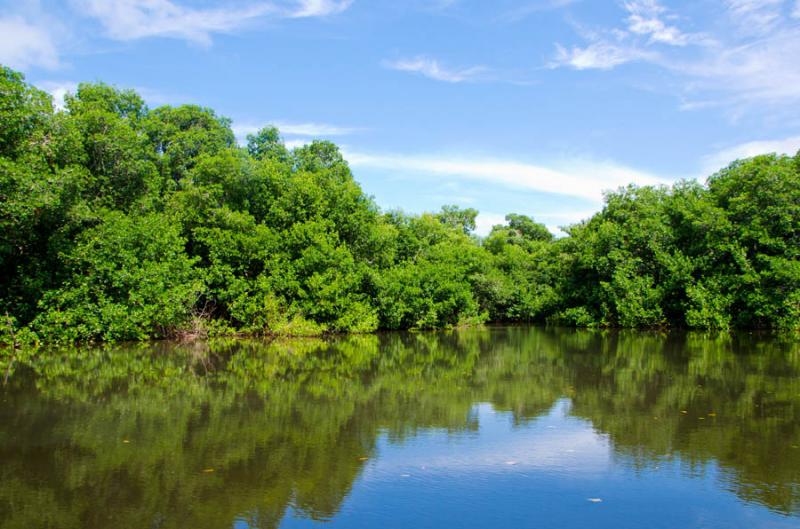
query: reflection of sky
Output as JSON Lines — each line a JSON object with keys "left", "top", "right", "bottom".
{"left": 364, "top": 399, "right": 612, "bottom": 477}
{"left": 270, "top": 399, "right": 799, "bottom": 529}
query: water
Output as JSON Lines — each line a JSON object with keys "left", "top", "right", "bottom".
{"left": 1, "top": 327, "right": 799, "bottom": 529}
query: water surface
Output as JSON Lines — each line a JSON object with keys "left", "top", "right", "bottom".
{"left": 1, "top": 327, "right": 799, "bottom": 528}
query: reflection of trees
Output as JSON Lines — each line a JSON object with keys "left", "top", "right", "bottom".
{"left": 1, "top": 327, "right": 799, "bottom": 528}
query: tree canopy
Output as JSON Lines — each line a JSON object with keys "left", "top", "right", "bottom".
{"left": 1, "top": 65, "right": 799, "bottom": 343}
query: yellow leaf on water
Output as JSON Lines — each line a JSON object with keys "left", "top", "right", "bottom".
{"left": 122, "top": 440, "right": 130, "bottom": 443}
{"left": 202, "top": 468, "right": 215, "bottom": 473}
{"left": 358, "top": 457, "right": 369, "bottom": 461}
{"left": 680, "top": 411, "right": 688, "bottom": 414}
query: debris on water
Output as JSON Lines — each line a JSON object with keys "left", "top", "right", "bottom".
{"left": 708, "top": 412, "right": 716, "bottom": 417}
{"left": 122, "top": 439, "right": 130, "bottom": 443}
{"left": 587, "top": 498, "right": 603, "bottom": 503}
{"left": 202, "top": 468, "right": 215, "bottom": 473}
{"left": 358, "top": 456, "right": 369, "bottom": 461}
{"left": 401, "top": 473, "right": 411, "bottom": 477}
{"left": 505, "top": 461, "right": 518, "bottom": 466}
{"left": 680, "top": 410, "right": 688, "bottom": 414}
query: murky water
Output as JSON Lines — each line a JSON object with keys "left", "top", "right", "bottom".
{"left": 1, "top": 327, "right": 799, "bottom": 528}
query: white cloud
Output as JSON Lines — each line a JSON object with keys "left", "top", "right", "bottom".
{"left": 0, "top": 16, "right": 59, "bottom": 70}
{"left": 346, "top": 150, "right": 672, "bottom": 203}
{"left": 624, "top": 0, "right": 691, "bottom": 46}
{"left": 703, "top": 135, "right": 800, "bottom": 174}
{"left": 74, "top": 0, "right": 275, "bottom": 45}
{"left": 37, "top": 81, "right": 79, "bottom": 110}
{"left": 725, "top": 0, "right": 785, "bottom": 35}
{"left": 552, "top": 1, "right": 800, "bottom": 111}
{"left": 233, "top": 121, "right": 359, "bottom": 140}
{"left": 272, "top": 121, "right": 361, "bottom": 136}
{"left": 383, "top": 56, "right": 488, "bottom": 83}
{"left": 474, "top": 213, "right": 508, "bottom": 236}
{"left": 290, "top": 0, "right": 353, "bottom": 17}
{"left": 73, "top": 0, "right": 353, "bottom": 45}
{"left": 671, "top": 32, "right": 800, "bottom": 108}
{"left": 551, "top": 1, "right": 695, "bottom": 70}
{"left": 551, "top": 41, "right": 654, "bottom": 70}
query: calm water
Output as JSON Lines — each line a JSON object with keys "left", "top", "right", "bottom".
{"left": 1, "top": 327, "right": 800, "bottom": 529}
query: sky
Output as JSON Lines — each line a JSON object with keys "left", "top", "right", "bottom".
{"left": 2, "top": 0, "right": 800, "bottom": 234}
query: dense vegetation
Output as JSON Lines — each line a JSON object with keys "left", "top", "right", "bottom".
{"left": 2, "top": 65, "right": 799, "bottom": 342}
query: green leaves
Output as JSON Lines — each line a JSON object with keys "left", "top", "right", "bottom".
{"left": 0, "top": 66, "right": 52, "bottom": 158}
{"left": 2, "top": 63, "right": 799, "bottom": 341}
{"left": 33, "top": 212, "right": 202, "bottom": 342}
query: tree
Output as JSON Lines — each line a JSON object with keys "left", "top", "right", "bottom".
{"left": 33, "top": 211, "right": 202, "bottom": 342}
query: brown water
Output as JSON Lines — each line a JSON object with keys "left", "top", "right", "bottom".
{"left": 1, "top": 327, "right": 799, "bottom": 528}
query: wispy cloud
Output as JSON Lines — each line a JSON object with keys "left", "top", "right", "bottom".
{"left": 550, "top": 0, "right": 698, "bottom": 70}
{"left": 72, "top": 0, "right": 353, "bottom": 45}
{"left": 624, "top": 0, "right": 694, "bottom": 46}
{"left": 0, "top": 16, "right": 60, "bottom": 70}
{"left": 498, "top": 0, "right": 581, "bottom": 23}
{"left": 290, "top": 0, "right": 353, "bottom": 17}
{"left": 232, "top": 120, "right": 361, "bottom": 146}
{"left": 383, "top": 56, "right": 489, "bottom": 83}
{"left": 725, "top": 0, "right": 785, "bottom": 35}
{"left": 345, "top": 150, "right": 672, "bottom": 203}
{"left": 551, "top": 1, "right": 800, "bottom": 112}
{"left": 670, "top": 33, "right": 800, "bottom": 110}
{"left": 703, "top": 135, "right": 800, "bottom": 174}
{"left": 1, "top": 0, "right": 354, "bottom": 69}
{"left": 73, "top": 0, "right": 275, "bottom": 45}
{"left": 233, "top": 121, "right": 361, "bottom": 138}
{"left": 551, "top": 41, "right": 654, "bottom": 70}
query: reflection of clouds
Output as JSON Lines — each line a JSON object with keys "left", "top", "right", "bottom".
{"left": 364, "top": 399, "right": 612, "bottom": 480}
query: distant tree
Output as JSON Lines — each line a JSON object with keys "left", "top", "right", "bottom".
{"left": 438, "top": 205, "right": 478, "bottom": 234}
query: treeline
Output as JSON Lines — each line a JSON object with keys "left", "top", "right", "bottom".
{"left": 1, "top": 65, "right": 799, "bottom": 342}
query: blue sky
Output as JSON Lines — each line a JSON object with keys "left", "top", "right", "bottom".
{"left": 2, "top": 0, "right": 800, "bottom": 234}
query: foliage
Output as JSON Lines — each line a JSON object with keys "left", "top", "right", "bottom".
{"left": 1, "top": 65, "right": 799, "bottom": 341}
{"left": 33, "top": 211, "right": 202, "bottom": 342}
